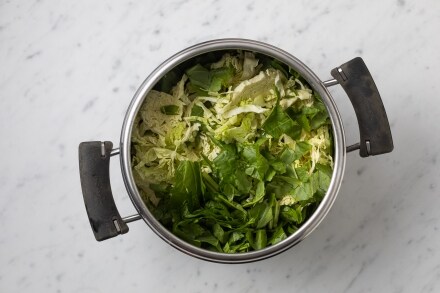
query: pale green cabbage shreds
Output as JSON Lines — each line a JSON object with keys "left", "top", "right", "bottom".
{"left": 131, "top": 51, "right": 334, "bottom": 253}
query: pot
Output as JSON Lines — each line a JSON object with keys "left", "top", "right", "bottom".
{"left": 79, "top": 38, "right": 393, "bottom": 263}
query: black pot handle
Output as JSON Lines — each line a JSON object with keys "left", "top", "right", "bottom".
{"left": 330, "top": 57, "right": 394, "bottom": 157}
{"left": 79, "top": 141, "right": 129, "bottom": 241}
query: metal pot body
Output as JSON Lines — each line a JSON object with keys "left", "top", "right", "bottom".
{"left": 79, "top": 39, "right": 393, "bottom": 263}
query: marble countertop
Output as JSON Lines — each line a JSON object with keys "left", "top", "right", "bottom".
{"left": 1, "top": 0, "right": 440, "bottom": 292}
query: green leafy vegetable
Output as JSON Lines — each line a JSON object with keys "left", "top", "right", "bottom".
{"left": 186, "top": 64, "right": 234, "bottom": 92}
{"left": 254, "top": 230, "right": 267, "bottom": 250}
{"left": 160, "top": 105, "right": 181, "bottom": 115}
{"left": 250, "top": 202, "right": 273, "bottom": 229}
{"left": 262, "top": 90, "right": 302, "bottom": 139}
{"left": 171, "top": 160, "right": 204, "bottom": 211}
{"left": 131, "top": 51, "right": 334, "bottom": 253}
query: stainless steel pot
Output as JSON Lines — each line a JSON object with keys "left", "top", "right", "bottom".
{"left": 79, "top": 39, "right": 393, "bottom": 263}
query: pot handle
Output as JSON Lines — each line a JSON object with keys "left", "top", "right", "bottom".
{"left": 329, "top": 57, "right": 394, "bottom": 157}
{"left": 79, "top": 141, "right": 129, "bottom": 241}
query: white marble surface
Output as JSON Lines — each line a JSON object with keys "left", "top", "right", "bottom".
{"left": 1, "top": 0, "right": 440, "bottom": 292}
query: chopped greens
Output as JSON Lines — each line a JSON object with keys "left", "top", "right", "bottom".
{"left": 131, "top": 51, "right": 334, "bottom": 253}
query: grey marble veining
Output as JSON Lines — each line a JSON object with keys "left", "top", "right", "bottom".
{"left": 1, "top": 0, "right": 440, "bottom": 292}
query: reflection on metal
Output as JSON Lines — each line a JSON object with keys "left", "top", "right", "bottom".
{"left": 110, "top": 148, "right": 120, "bottom": 157}
{"left": 100, "top": 142, "right": 106, "bottom": 157}
{"left": 122, "top": 214, "right": 142, "bottom": 223}
{"left": 323, "top": 79, "right": 338, "bottom": 87}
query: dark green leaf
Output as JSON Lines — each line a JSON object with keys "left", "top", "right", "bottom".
{"left": 186, "top": 64, "right": 211, "bottom": 90}
{"left": 215, "top": 194, "right": 247, "bottom": 215}
{"left": 212, "top": 144, "right": 237, "bottom": 173}
{"left": 316, "top": 163, "right": 333, "bottom": 178}
{"left": 295, "top": 164, "right": 310, "bottom": 182}
{"left": 173, "top": 221, "right": 206, "bottom": 246}
{"left": 294, "top": 142, "right": 312, "bottom": 160}
{"left": 310, "top": 112, "right": 329, "bottom": 130}
{"left": 191, "top": 104, "right": 204, "bottom": 117}
{"left": 196, "top": 234, "right": 220, "bottom": 249}
{"left": 224, "top": 241, "right": 251, "bottom": 253}
{"left": 186, "top": 64, "right": 234, "bottom": 92}
{"left": 213, "top": 223, "right": 226, "bottom": 244}
{"left": 156, "top": 71, "right": 180, "bottom": 92}
{"left": 265, "top": 169, "right": 277, "bottom": 181}
{"left": 288, "top": 67, "right": 301, "bottom": 79}
{"left": 271, "top": 194, "right": 280, "bottom": 228}
{"left": 270, "top": 161, "right": 286, "bottom": 174}
{"left": 249, "top": 202, "right": 273, "bottom": 229}
{"left": 160, "top": 105, "right": 180, "bottom": 115}
{"left": 241, "top": 145, "right": 270, "bottom": 181}
{"left": 266, "top": 175, "right": 300, "bottom": 199}
{"left": 243, "top": 181, "right": 265, "bottom": 207}
{"left": 296, "top": 114, "right": 311, "bottom": 132}
{"left": 201, "top": 171, "right": 219, "bottom": 194}
{"left": 254, "top": 230, "right": 267, "bottom": 250}
{"left": 278, "top": 175, "right": 302, "bottom": 187}
{"left": 311, "top": 166, "right": 332, "bottom": 196}
{"left": 233, "top": 169, "right": 252, "bottom": 193}
{"left": 270, "top": 60, "right": 289, "bottom": 78}
{"left": 268, "top": 226, "right": 287, "bottom": 245}
{"left": 229, "top": 231, "right": 244, "bottom": 244}
{"left": 281, "top": 206, "right": 304, "bottom": 224}
{"left": 149, "top": 182, "right": 170, "bottom": 193}
{"left": 262, "top": 102, "right": 301, "bottom": 139}
{"left": 279, "top": 147, "right": 295, "bottom": 165}
{"left": 171, "top": 161, "right": 203, "bottom": 211}
{"left": 187, "top": 82, "right": 208, "bottom": 95}
{"left": 301, "top": 106, "right": 320, "bottom": 117}
{"left": 223, "top": 183, "right": 239, "bottom": 201}
{"left": 286, "top": 224, "right": 299, "bottom": 234}
{"left": 210, "top": 67, "right": 234, "bottom": 92}
{"left": 293, "top": 182, "right": 314, "bottom": 201}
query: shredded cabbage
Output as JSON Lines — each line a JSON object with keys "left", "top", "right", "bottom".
{"left": 131, "top": 51, "right": 334, "bottom": 253}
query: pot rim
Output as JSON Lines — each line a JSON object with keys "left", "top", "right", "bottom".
{"left": 120, "top": 38, "right": 346, "bottom": 263}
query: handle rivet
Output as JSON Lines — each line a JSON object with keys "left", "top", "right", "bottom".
{"left": 113, "top": 219, "right": 121, "bottom": 233}
{"left": 100, "top": 142, "right": 106, "bottom": 158}
{"left": 337, "top": 68, "right": 348, "bottom": 81}
{"left": 366, "top": 140, "right": 371, "bottom": 155}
